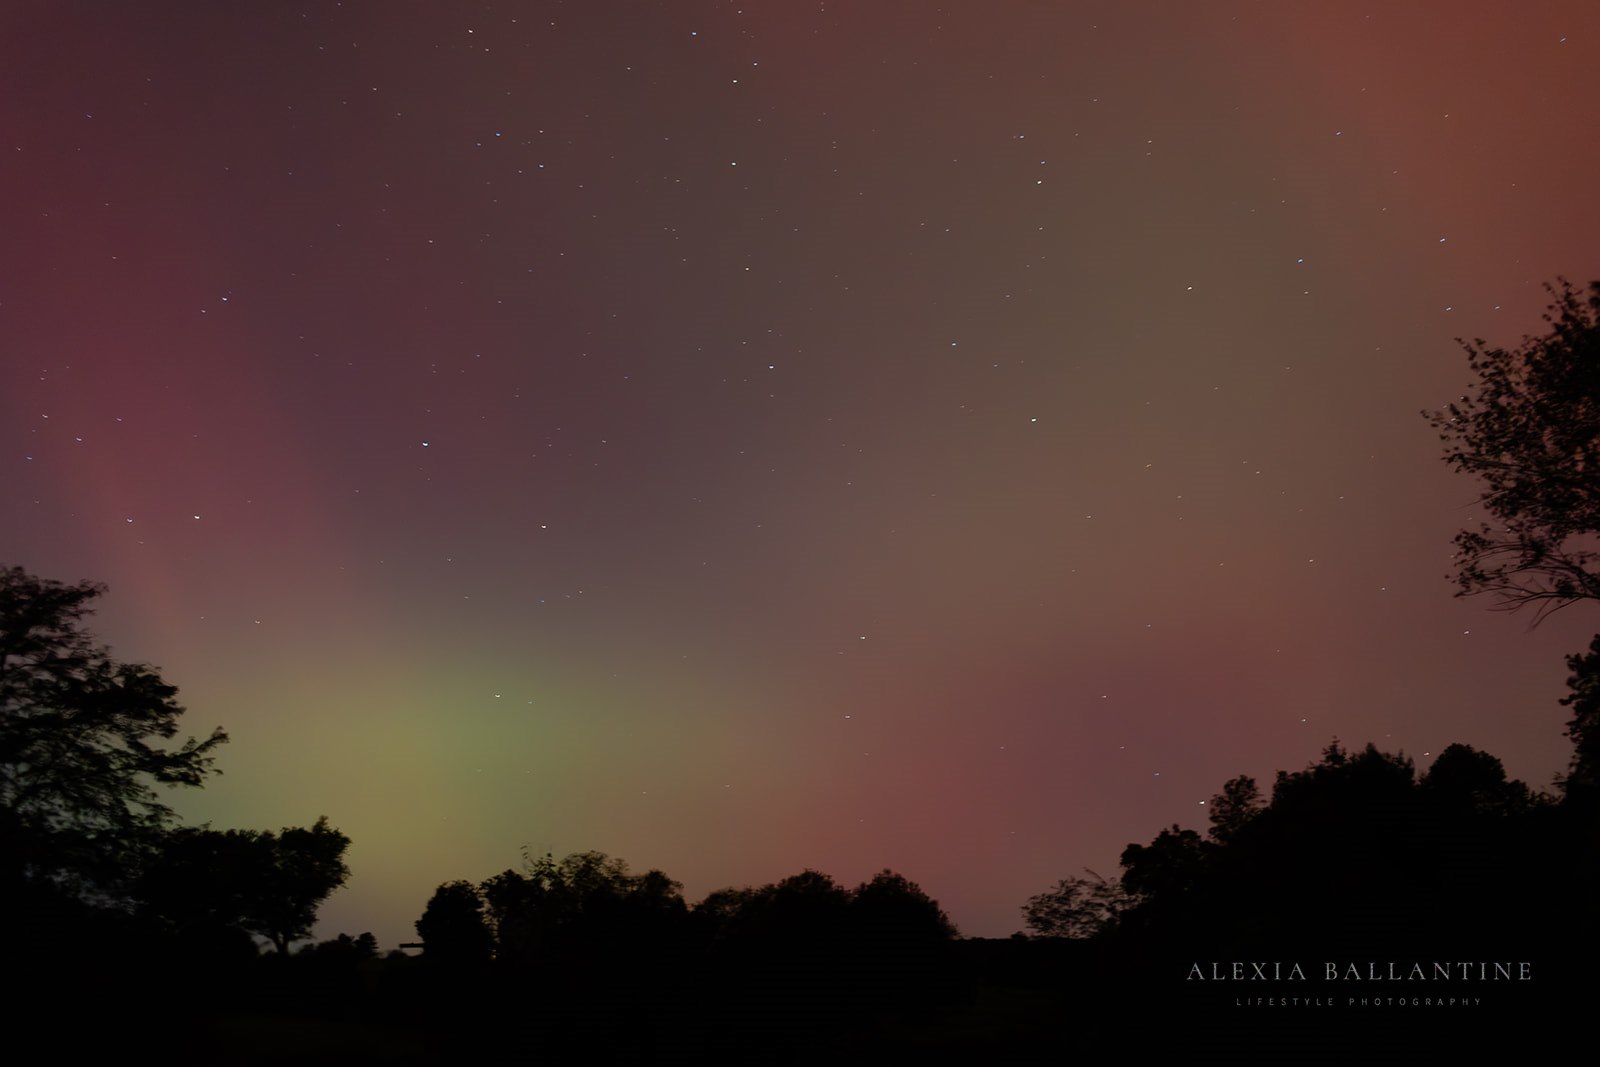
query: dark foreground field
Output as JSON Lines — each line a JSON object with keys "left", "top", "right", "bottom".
{"left": 25, "top": 935, "right": 1570, "bottom": 1065}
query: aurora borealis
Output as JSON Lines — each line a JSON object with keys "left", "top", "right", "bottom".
{"left": 4, "top": 1, "right": 1600, "bottom": 950}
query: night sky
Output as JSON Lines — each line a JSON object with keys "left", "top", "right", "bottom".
{"left": 5, "top": 1, "right": 1600, "bottom": 949}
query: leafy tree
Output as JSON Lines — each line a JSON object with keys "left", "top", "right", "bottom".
{"left": 479, "top": 849, "right": 685, "bottom": 964}
{"left": 1424, "top": 278, "right": 1600, "bottom": 621}
{"left": 698, "top": 869, "right": 906, "bottom": 946}
{"left": 1022, "top": 742, "right": 1519, "bottom": 945}
{"left": 140, "top": 816, "right": 351, "bottom": 953}
{"left": 1021, "top": 869, "right": 1136, "bottom": 939}
{"left": 1558, "top": 636, "right": 1600, "bottom": 801}
{"left": 769, "top": 868, "right": 850, "bottom": 911}
{"left": 138, "top": 824, "right": 263, "bottom": 941}
{"left": 416, "top": 880, "right": 494, "bottom": 965}
{"left": 299, "top": 931, "right": 378, "bottom": 961}
{"left": 236, "top": 816, "right": 351, "bottom": 953}
{"left": 849, "top": 869, "right": 958, "bottom": 941}
{"left": 1419, "top": 742, "right": 1532, "bottom": 816}
{"left": 1118, "top": 825, "right": 1207, "bottom": 900}
{"left": 1205, "top": 774, "right": 1262, "bottom": 845}
{"left": 692, "top": 884, "right": 765, "bottom": 943}
{"left": 0, "top": 565, "right": 226, "bottom": 899}
{"left": 1264, "top": 741, "right": 1420, "bottom": 839}
{"left": 845, "top": 870, "right": 960, "bottom": 1010}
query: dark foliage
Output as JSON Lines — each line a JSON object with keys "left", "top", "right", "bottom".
{"left": 1020, "top": 867, "right": 1135, "bottom": 940}
{"left": 396, "top": 856, "right": 965, "bottom": 1062}
{"left": 1560, "top": 634, "right": 1600, "bottom": 800}
{"left": 477, "top": 848, "right": 688, "bottom": 970}
{"left": 0, "top": 565, "right": 227, "bottom": 900}
{"left": 141, "top": 816, "right": 351, "bottom": 953}
{"left": 415, "top": 880, "right": 494, "bottom": 966}
{"left": 1205, "top": 774, "right": 1263, "bottom": 844}
{"left": 300, "top": 931, "right": 379, "bottom": 962}
{"left": 1026, "top": 738, "right": 1584, "bottom": 959}
{"left": 8, "top": 564, "right": 1592, "bottom": 1061}
{"left": 850, "top": 868, "right": 959, "bottom": 943}
{"left": 1424, "top": 279, "right": 1600, "bottom": 621}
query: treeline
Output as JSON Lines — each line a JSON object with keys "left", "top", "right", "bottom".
{"left": 376, "top": 732, "right": 1596, "bottom": 1061}
{"left": 1010, "top": 734, "right": 1600, "bottom": 1062}
{"left": 403, "top": 855, "right": 965, "bottom": 1061}
{"left": 8, "top": 552, "right": 1599, "bottom": 1060}
{"left": 1026, "top": 739, "right": 1597, "bottom": 958}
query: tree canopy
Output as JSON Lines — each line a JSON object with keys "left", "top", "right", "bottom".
{"left": 415, "top": 879, "right": 495, "bottom": 965}
{"left": 141, "top": 817, "right": 351, "bottom": 953}
{"left": 475, "top": 848, "right": 686, "bottom": 965}
{"left": 0, "top": 565, "right": 227, "bottom": 899}
{"left": 1023, "top": 740, "right": 1565, "bottom": 952}
{"left": 850, "top": 869, "right": 959, "bottom": 942}
{"left": 1020, "top": 868, "right": 1134, "bottom": 940}
{"left": 1558, "top": 635, "right": 1600, "bottom": 801}
{"left": 1424, "top": 278, "right": 1600, "bottom": 621}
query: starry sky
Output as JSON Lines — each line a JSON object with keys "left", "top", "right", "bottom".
{"left": 5, "top": 1, "right": 1600, "bottom": 948}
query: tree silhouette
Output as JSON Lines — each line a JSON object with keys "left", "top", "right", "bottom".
{"left": 763, "top": 868, "right": 852, "bottom": 933}
{"left": 695, "top": 867, "right": 954, "bottom": 950}
{"left": 1424, "top": 278, "right": 1600, "bottom": 621}
{"left": 849, "top": 869, "right": 958, "bottom": 942}
{"left": 300, "top": 930, "right": 379, "bottom": 961}
{"left": 1118, "top": 825, "right": 1207, "bottom": 900}
{"left": 1419, "top": 742, "right": 1532, "bottom": 816}
{"left": 0, "top": 565, "right": 227, "bottom": 899}
{"left": 1204, "top": 774, "right": 1262, "bottom": 845}
{"left": 236, "top": 816, "right": 351, "bottom": 953}
{"left": 140, "top": 816, "right": 351, "bottom": 953}
{"left": 478, "top": 849, "right": 685, "bottom": 966}
{"left": 416, "top": 880, "right": 494, "bottom": 965}
{"left": 1559, "top": 635, "right": 1600, "bottom": 801}
{"left": 1022, "top": 738, "right": 1572, "bottom": 955}
{"left": 1020, "top": 869, "right": 1135, "bottom": 939}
